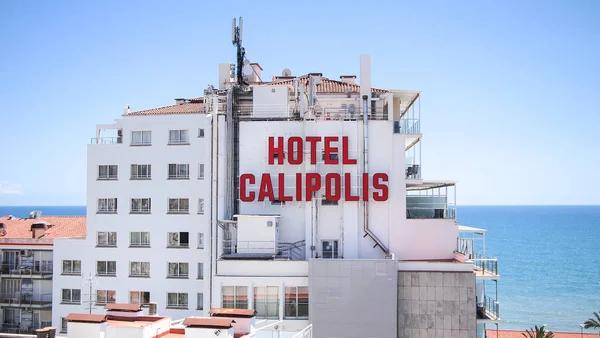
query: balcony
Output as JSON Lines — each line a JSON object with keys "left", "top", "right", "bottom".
{"left": 91, "top": 123, "right": 123, "bottom": 145}
{"left": 0, "top": 292, "right": 53, "bottom": 308}
{"left": 406, "top": 182, "right": 457, "bottom": 219}
{"left": 477, "top": 295, "right": 500, "bottom": 321}
{"left": 90, "top": 136, "right": 122, "bottom": 144}
{"left": 221, "top": 240, "right": 306, "bottom": 261}
{"left": 457, "top": 226, "right": 500, "bottom": 279}
{"left": 0, "top": 262, "right": 53, "bottom": 278}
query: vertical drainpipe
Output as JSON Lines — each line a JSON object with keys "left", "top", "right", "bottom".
{"left": 210, "top": 94, "right": 219, "bottom": 309}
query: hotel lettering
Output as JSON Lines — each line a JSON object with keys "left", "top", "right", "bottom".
{"left": 240, "top": 136, "right": 389, "bottom": 202}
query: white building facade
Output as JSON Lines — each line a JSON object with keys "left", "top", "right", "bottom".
{"left": 52, "top": 54, "right": 500, "bottom": 338}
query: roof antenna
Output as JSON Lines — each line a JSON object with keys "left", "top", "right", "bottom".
{"left": 232, "top": 17, "right": 247, "bottom": 86}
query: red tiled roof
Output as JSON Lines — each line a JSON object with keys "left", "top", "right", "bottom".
{"left": 104, "top": 303, "right": 142, "bottom": 312}
{"left": 0, "top": 216, "right": 86, "bottom": 240}
{"left": 486, "top": 329, "right": 598, "bottom": 338}
{"left": 127, "top": 103, "right": 204, "bottom": 116}
{"left": 183, "top": 317, "right": 235, "bottom": 329}
{"left": 268, "top": 75, "right": 388, "bottom": 94}
{"left": 65, "top": 313, "right": 107, "bottom": 323}
{"left": 209, "top": 308, "right": 257, "bottom": 318}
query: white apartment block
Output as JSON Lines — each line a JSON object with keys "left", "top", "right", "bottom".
{"left": 52, "top": 53, "right": 500, "bottom": 338}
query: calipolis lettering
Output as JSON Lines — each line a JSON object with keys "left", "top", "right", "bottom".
{"left": 240, "top": 136, "right": 389, "bottom": 202}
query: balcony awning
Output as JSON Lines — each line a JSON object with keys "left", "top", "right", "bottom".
{"left": 406, "top": 180, "right": 457, "bottom": 191}
{"left": 458, "top": 225, "right": 487, "bottom": 234}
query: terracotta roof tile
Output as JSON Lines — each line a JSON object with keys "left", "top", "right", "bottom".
{"left": 268, "top": 75, "right": 388, "bottom": 94}
{"left": 65, "top": 313, "right": 107, "bottom": 323}
{"left": 183, "top": 317, "right": 235, "bottom": 329}
{"left": 486, "top": 329, "right": 598, "bottom": 338}
{"left": 0, "top": 216, "right": 86, "bottom": 241}
{"left": 209, "top": 308, "right": 257, "bottom": 317}
{"left": 127, "top": 103, "right": 204, "bottom": 116}
{"left": 104, "top": 303, "right": 142, "bottom": 312}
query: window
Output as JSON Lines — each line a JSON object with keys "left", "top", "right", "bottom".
{"left": 168, "top": 198, "right": 189, "bottom": 213}
{"left": 321, "top": 199, "right": 338, "bottom": 206}
{"left": 131, "top": 198, "right": 151, "bottom": 213}
{"left": 197, "top": 293, "right": 204, "bottom": 310}
{"left": 322, "top": 240, "right": 339, "bottom": 259}
{"left": 198, "top": 233, "right": 204, "bottom": 249}
{"left": 198, "top": 163, "right": 205, "bottom": 180}
{"left": 198, "top": 128, "right": 205, "bottom": 138}
{"left": 97, "top": 261, "right": 116, "bottom": 276}
{"left": 197, "top": 263, "right": 204, "bottom": 279}
{"left": 98, "top": 165, "right": 118, "bottom": 180}
{"left": 271, "top": 199, "right": 285, "bottom": 205}
{"left": 222, "top": 286, "right": 248, "bottom": 309}
{"left": 61, "top": 317, "right": 67, "bottom": 333}
{"left": 321, "top": 150, "right": 339, "bottom": 162}
{"left": 131, "top": 131, "right": 151, "bottom": 146}
{"left": 61, "top": 289, "right": 81, "bottom": 304}
{"left": 130, "top": 291, "right": 150, "bottom": 305}
{"left": 167, "top": 292, "right": 188, "bottom": 308}
{"left": 168, "top": 164, "right": 189, "bottom": 179}
{"left": 168, "top": 262, "right": 189, "bottom": 278}
{"left": 254, "top": 286, "right": 279, "bottom": 319}
{"left": 97, "top": 198, "right": 117, "bottom": 213}
{"left": 130, "top": 262, "right": 150, "bottom": 277}
{"left": 97, "top": 232, "right": 117, "bottom": 247}
{"left": 130, "top": 232, "right": 150, "bottom": 247}
{"left": 96, "top": 290, "right": 116, "bottom": 305}
{"left": 167, "top": 232, "right": 189, "bottom": 248}
{"left": 131, "top": 164, "right": 151, "bottom": 179}
{"left": 285, "top": 286, "right": 309, "bottom": 319}
{"left": 168, "top": 129, "right": 189, "bottom": 145}
{"left": 198, "top": 199, "right": 204, "bottom": 214}
{"left": 62, "top": 260, "right": 81, "bottom": 275}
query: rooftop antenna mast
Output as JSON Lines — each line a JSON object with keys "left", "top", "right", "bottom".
{"left": 82, "top": 272, "right": 98, "bottom": 314}
{"left": 232, "top": 17, "right": 247, "bottom": 86}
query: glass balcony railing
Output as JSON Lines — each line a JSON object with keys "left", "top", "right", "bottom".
{"left": 477, "top": 295, "right": 500, "bottom": 320}
{"left": 406, "top": 195, "right": 456, "bottom": 219}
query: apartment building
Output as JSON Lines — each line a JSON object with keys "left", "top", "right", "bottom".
{"left": 52, "top": 52, "right": 500, "bottom": 338}
{"left": 0, "top": 213, "right": 85, "bottom": 334}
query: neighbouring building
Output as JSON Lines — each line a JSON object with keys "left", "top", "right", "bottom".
{"left": 52, "top": 50, "right": 501, "bottom": 338}
{"left": 0, "top": 212, "right": 86, "bottom": 334}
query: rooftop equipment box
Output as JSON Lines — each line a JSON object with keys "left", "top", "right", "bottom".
{"left": 235, "top": 215, "right": 280, "bottom": 255}
{"left": 252, "top": 86, "right": 290, "bottom": 118}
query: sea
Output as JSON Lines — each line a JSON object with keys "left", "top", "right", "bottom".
{"left": 0, "top": 205, "right": 598, "bottom": 333}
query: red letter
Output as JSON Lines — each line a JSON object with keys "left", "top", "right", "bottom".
{"left": 373, "top": 173, "right": 389, "bottom": 201}
{"left": 295, "top": 173, "right": 303, "bottom": 201}
{"left": 240, "top": 174, "right": 255, "bottom": 202}
{"left": 342, "top": 136, "right": 357, "bottom": 165}
{"left": 288, "top": 137, "right": 303, "bottom": 165}
{"left": 362, "top": 173, "right": 370, "bottom": 201}
{"left": 323, "top": 136, "right": 339, "bottom": 165}
{"left": 305, "top": 136, "right": 322, "bottom": 165}
{"left": 278, "top": 173, "right": 293, "bottom": 202}
{"left": 268, "top": 137, "right": 285, "bottom": 165}
{"left": 343, "top": 173, "right": 359, "bottom": 201}
{"left": 257, "top": 174, "right": 275, "bottom": 201}
{"left": 325, "top": 173, "right": 341, "bottom": 201}
{"left": 305, "top": 173, "right": 321, "bottom": 201}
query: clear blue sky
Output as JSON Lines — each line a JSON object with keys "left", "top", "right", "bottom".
{"left": 0, "top": 0, "right": 598, "bottom": 206}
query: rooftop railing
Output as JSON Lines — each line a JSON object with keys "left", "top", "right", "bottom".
{"left": 394, "top": 118, "right": 420, "bottom": 134}
{"left": 234, "top": 103, "right": 390, "bottom": 121}
{"left": 0, "top": 262, "right": 53, "bottom": 276}
{"left": 477, "top": 295, "right": 500, "bottom": 320}
{"left": 221, "top": 240, "right": 306, "bottom": 261}
{"left": 0, "top": 292, "right": 53, "bottom": 306}
{"left": 90, "top": 137, "right": 122, "bottom": 145}
{"left": 472, "top": 254, "right": 499, "bottom": 276}
{"left": 406, "top": 196, "right": 456, "bottom": 219}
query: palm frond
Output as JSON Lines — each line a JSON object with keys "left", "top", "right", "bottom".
{"left": 584, "top": 312, "right": 600, "bottom": 329}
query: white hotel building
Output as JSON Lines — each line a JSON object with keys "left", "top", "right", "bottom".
{"left": 52, "top": 55, "right": 501, "bottom": 338}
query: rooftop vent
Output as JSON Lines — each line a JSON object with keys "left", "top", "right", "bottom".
{"left": 29, "top": 211, "right": 41, "bottom": 219}
{"left": 340, "top": 75, "right": 356, "bottom": 85}
{"left": 174, "top": 98, "right": 186, "bottom": 105}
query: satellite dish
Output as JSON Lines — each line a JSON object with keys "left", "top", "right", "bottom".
{"left": 242, "top": 65, "right": 254, "bottom": 76}
{"left": 282, "top": 69, "right": 292, "bottom": 77}
{"left": 0, "top": 228, "right": 7, "bottom": 237}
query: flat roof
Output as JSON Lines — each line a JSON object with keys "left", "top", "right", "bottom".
{"left": 65, "top": 314, "right": 107, "bottom": 323}
{"left": 104, "top": 303, "right": 143, "bottom": 312}
{"left": 183, "top": 317, "right": 235, "bottom": 329}
{"left": 406, "top": 180, "right": 457, "bottom": 191}
{"left": 209, "top": 308, "right": 257, "bottom": 317}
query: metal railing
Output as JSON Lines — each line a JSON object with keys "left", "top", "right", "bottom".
{"left": 477, "top": 295, "right": 500, "bottom": 320}
{"left": 0, "top": 262, "right": 53, "bottom": 276}
{"left": 406, "top": 200, "right": 457, "bottom": 219}
{"left": 90, "top": 137, "right": 122, "bottom": 144}
{"left": 222, "top": 240, "right": 306, "bottom": 260}
{"left": 472, "top": 254, "right": 499, "bottom": 276}
{"left": 292, "top": 324, "right": 313, "bottom": 338}
{"left": 234, "top": 103, "right": 390, "bottom": 121}
{"left": 405, "top": 164, "right": 422, "bottom": 179}
{"left": 0, "top": 293, "right": 53, "bottom": 306}
{"left": 0, "top": 322, "right": 49, "bottom": 335}
{"left": 394, "top": 118, "right": 420, "bottom": 134}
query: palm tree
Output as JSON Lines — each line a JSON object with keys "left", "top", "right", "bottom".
{"left": 584, "top": 312, "right": 600, "bottom": 330}
{"left": 521, "top": 325, "right": 555, "bottom": 338}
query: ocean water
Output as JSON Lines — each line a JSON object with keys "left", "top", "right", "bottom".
{"left": 0, "top": 205, "right": 598, "bottom": 332}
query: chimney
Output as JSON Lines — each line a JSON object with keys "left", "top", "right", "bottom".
{"left": 124, "top": 105, "right": 131, "bottom": 115}
{"left": 249, "top": 63, "right": 263, "bottom": 82}
{"left": 148, "top": 302, "right": 157, "bottom": 316}
{"left": 359, "top": 55, "right": 371, "bottom": 99}
{"left": 174, "top": 98, "right": 186, "bottom": 105}
{"left": 31, "top": 222, "right": 50, "bottom": 239}
{"left": 340, "top": 75, "right": 356, "bottom": 85}
{"left": 308, "top": 72, "right": 323, "bottom": 83}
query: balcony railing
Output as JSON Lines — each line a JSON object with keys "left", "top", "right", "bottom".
{"left": 234, "top": 104, "right": 390, "bottom": 121}
{"left": 406, "top": 196, "right": 456, "bottom": 219}
{"left": 221, "top": 240, "right": 306, "bottom": 260}
{"left": 90, "top": 137, "right": 122, "bottom": 144}
{"left": 0, "top": 292, "right": 53, "bottom": 306}
{"left": 472, "top": 254, "right": 499, "bottom": 276}
{"left": 0, "top": 262, "right": 53, "bottom": 276}
{"left": 477, "top": 295, "right": 500, "bottom": 320}
{"left": 405, "top": 164, "right": 421, "bottom": 179}
{"left": 394, "top": 118, "right": 420, "bottom": 134}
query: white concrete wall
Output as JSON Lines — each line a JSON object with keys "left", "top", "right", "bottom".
{"left": 216, "top": 260, "right": 308, "bottom": 277}
{"left": 53, "top": 113, "right": 212, "bottom": 328}
{"left": 185, "top": 326, "right": 234, "bottom": 338}
{"left": 236, "top": 215, "right": 279, "bottom": 254}
{"left": 106, "top": 325, "right": 143, "bottom": 338}
{"left": 67, "top": 321, "right": 106, "bottom": 338}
